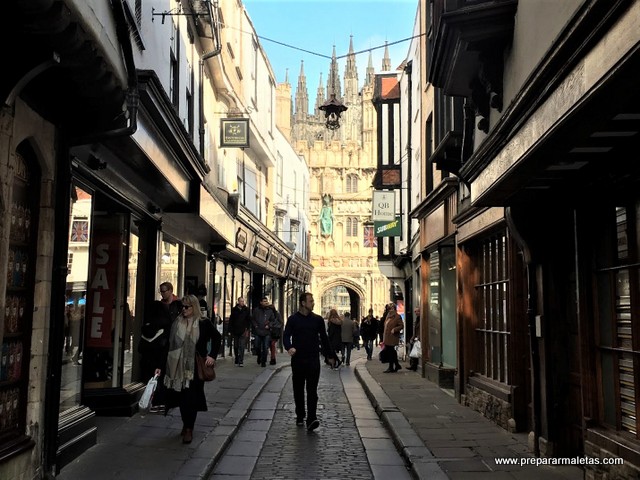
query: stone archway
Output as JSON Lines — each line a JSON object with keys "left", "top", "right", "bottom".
{"left": 316, "top": 277, "right": 367, "bottom": 320}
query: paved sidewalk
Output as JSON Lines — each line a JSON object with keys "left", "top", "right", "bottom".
{"left": 356, "top": 351, "right": 585, "bottom": 480}
{"left": 57, "top": 346, "right": 587, "bottom": 480}
{"left": 56, "top": 353, "right": 290, "bottom": 480}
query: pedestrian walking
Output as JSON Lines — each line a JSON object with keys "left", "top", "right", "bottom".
{"left": 383, "top": 303, "right": 404, "bottom": 373}
{"left": 283, "top": 292, "right": 336, "bottom": 431}
{"left": 228, "top": 297, "right": 251, "bottom": 366}
{"left": 378, "top": 303, "right": 391, "bottom": 346}
{"left": 409, "top": 307, "right": 421, "bottom": 371}
{"left": 155, "top": 295, "right": 221, "bottom": 444}
{"left": 252, "top": 296, "right": 276, "bottom": 367}
{"left": 340, "top": 312, "right": 355, "bottom": 366}
{"left": 326, "top": 308, "right": 343, "bottom": 368}
{"left": 267, "top": 302, "right": 283, "bottom": 365}
{"left": 143, "top": 283, "right": 182, "bottom": 411}
{"left": 360, "top": 309, "right": 377, "bottom": 360}
{"left": 138, "top": 300, "right": 172, "bottom": 407}
{"left": 352, "top": 317, "right": 361, "bottom": 350}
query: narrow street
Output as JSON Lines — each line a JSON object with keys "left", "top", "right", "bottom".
{"left": 212, "top": 356, "right": 410, "bottom": 479}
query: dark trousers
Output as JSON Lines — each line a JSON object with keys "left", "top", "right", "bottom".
{"left": 363, "top": 338, "right": 373, "bottom": 359}
{"left": 232, "top": 334, "right": 247, "bottom": 364}
{"left": 291, "top": 357, "right": 321, "bottom": 422}
{"left": 341, "top": 342, "right": 353, "bottom": 364}
{"left": 388, "top": 346, "right": 401, "bottom": 370}
{"left": 177, "top": 386, "right": 198, "bottom": 429}
{"left": 255, "top": 334, "right": 271, "bottom": 365}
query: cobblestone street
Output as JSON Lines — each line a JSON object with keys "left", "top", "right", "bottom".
{"left": 212, "top": 352, "right": 411, "bottom": 480}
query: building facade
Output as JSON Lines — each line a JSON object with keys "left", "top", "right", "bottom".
{"left": 0, "top": 1, "right": 311, "bottom": 477}
{"left": 420, "top": 0, "right": 640, "bottom": 476}
{"left": 289, "top": 39, "right": 391, "bottom": 319}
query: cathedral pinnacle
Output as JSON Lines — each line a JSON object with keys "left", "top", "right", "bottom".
{"left": 382, "top": 41, "right": 391, "bottom": 71}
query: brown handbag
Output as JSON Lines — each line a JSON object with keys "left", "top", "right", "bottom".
{"left": 196, "top": 354, "right": 215, "bottom": 381}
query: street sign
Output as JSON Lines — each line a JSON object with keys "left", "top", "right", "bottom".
{"left": 374, "top": 216, "right": 401, "bottom": 237}
{"left": 220, "top": 118, "right": 249, "bottom": 148}
{"left": 372, "top": 190, "right": 395, "bottom": 221}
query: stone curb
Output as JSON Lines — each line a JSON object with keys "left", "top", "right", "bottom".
{"left": 175, "top": 364, "right": 288, "bottom": 480}
{"left": 354, "top": 365, "right": 447, "bottom": 480}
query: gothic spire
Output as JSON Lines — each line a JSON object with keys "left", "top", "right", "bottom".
{"left": 295, "top": 60, "right": 309, "bottom": 122}
{"left": 344, "top": 35, "right": 359, "bottom": 103}
{"left": 314, "top": 72, "right": 325, "bottom": 116}
{"left": 326, "top": 45, "right": 342, "bottom": 100}
{"left": 366, "top": 51, "right": 375, "bottom": 86}
{"left": 382, "top": 41, "right": 391, "bottom": 71}
{"left": 345, "top": 35, "right": 357, "bottom": 79}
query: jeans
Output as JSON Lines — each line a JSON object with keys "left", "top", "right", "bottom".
{"left": 255, "top": 334, "right": 271, "bottom": 365}
{"left": 341, "top": 342, "right": 353, "bottom": 364}
{"left": 291, "top": 356, "right": 321, "bottom": 422}
{"left": 363, "top": 338, "right": 374, "bottom": 359}
{"left": 232, "top": 334, "right": 247, "bottom": 364}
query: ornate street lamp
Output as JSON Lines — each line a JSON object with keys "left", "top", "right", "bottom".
{"left": 319, "top": 94, "right": 347, "bottom": 130}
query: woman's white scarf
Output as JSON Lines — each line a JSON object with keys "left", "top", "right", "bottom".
{"left": 164, "top": 315, "right": 199, "bottom": 391}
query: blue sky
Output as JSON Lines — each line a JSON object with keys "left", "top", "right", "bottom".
{"left": 242, "top": 0, "right": 418, "bottom": 101}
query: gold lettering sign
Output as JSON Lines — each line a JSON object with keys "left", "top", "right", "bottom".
{"left": 220, "top": 118, "right": 249, "bottom": 148}
{"left": 235, "top": 228, "right": 247, "bottom": 252}
{"left": 253, "top": 242, "right": 269, "bottom": 262}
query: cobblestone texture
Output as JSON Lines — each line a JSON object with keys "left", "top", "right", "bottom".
{"left": 250, "top": 368, "right": 373, "bottom": 480}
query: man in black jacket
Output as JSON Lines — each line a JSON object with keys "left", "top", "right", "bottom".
{"left": 229, "top": 297, "right": 251, "bottom": 366}
{"left": 360, "top": 309, "right": 378, "bottom": 360}
{"left": 283, "top": 292, "right": 336, "bottom": 431}
{"left": 252, "top": 297, "right": 277, "bottom": 367}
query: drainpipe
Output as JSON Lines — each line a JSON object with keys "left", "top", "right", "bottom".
{"left": 199, "top": 45, "right": 222, "bottom": 157}
{"left": 505, "top": 207, "right": 541, "bottom": 456}
{"left": 405, "top": 61, "right": 412, "bottom": 249}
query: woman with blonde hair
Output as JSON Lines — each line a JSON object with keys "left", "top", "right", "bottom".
{"left": 326, "top": 309, "right": 343, "bottom": 369}
{"left": 155, "top": 294, "right": 221, "bottom": 444}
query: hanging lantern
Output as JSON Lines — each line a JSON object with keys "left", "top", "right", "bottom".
{"left": 319, "top": 94, "right": 348, "bottom": 130}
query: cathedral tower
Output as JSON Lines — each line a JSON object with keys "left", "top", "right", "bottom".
{"left": 287, "top": 37, "right": 390, "bottom": 318}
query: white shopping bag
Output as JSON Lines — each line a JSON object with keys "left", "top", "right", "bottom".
{"left": 138, "top": 375, "right": 158, "bottom": 413}
{"left": 409, "top": 340, "right": 422, "bottom": 359}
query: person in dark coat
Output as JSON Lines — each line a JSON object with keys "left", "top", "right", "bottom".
{"left": 155, "top": 295, "right": 221, "bottom": 444}
{"left": 382, "top": 303, "right": 404, "bottom": 373}
{"left": 228, "top": 297, "right": 251, "bottom": 366}
{"left": 326, "top": 309, "right": 343, "bottom": 369}
{"left": 267, "top": 303, "right": 283, "bottom": 365}
{"left": 283, "top": 292, "right": 336, "bottom": 431}
{"left": 138, "top": 300, "right": 172, "bottom": 406}
{"left": 360, "top": 309, "right": 378, "bottom": 360}
{"left": 251, "top": 297, "right": 277, "bottom": 367}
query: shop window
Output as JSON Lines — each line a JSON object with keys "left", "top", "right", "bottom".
{"left": 596, "top": 206, "right": 639, "bottom": 437}
{"left": 475, "top": 231, "right": 510, "bottom": 383}
{"left": 2, "top": 149, "right": 38, "bottom": 448}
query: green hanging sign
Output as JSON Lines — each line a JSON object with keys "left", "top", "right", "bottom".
{"left": 374, "top": 216, "right": 401, "bottom": 237}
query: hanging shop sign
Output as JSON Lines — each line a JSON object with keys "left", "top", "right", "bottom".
{"left": 220, "top": 118, "right": 249, "bottom": 148}
{"left": 372, "top": 190, "right": 395, "bottom": 221}
{"left": 253, "top": 239, "right": 269, "bottom": 262}
{"left": 374, "top": 216, "right": 401, "bottom": 237}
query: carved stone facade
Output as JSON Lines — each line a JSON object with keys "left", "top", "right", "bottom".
{"left": 289, "top": 38, "right": 393, "bottom": 318}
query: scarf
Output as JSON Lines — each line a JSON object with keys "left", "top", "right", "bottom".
{"left": 164, "top": 315, "right": 199, "bottom": 391}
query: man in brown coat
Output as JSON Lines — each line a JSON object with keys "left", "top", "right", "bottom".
{"left": 382, "top": 303, "right": 404, "bottom": 373}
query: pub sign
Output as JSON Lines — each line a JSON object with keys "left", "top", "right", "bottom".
{"left": 220, "top": 118, "right": 249, "bottom": 148}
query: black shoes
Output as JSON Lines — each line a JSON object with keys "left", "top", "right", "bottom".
{"left": 261, "top": 362, "right": 266, "bottom": 367}
{"left": 307, "top": 419, "right": 320, "bottom": 431}
{"left": 270, "top": 359, "right": 276, "bottom": 365}
{"left": 383, "top": 368, "right": 395, "bottom": 373}
{"left": 296, "top": 417, "right": 305, "bottom": 426}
